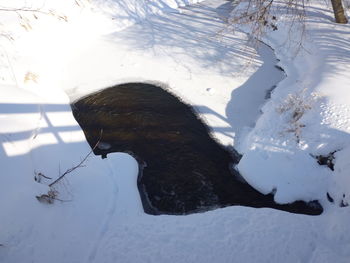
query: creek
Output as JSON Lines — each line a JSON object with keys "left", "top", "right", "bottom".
{"left": 72, "top": 82, "right": 322, "bottom": 215}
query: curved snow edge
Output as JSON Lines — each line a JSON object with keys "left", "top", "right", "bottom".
{"left": 233, "top": 2, "right": 350, "bottom": 206}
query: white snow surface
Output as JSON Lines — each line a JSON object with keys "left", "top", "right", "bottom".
{"left": 0, "top": 0, "right": 350, "bottom": 262}
{"left": 236, "top": 0, "right": 350, "bottom": 206}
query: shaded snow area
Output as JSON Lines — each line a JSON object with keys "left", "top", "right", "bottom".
{"left": 0, "top": 0, "right": 350, "bottom": 262}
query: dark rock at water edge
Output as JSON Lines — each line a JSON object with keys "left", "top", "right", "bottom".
{"left": 72, "top": 83, "right": 323, "bottom": 216}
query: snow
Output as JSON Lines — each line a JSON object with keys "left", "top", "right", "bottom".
{"left": 1, "top": 0, "right": 350, "bottom": 262}
{"left": 236, "top": 0, "right": 350, "bottom": 208}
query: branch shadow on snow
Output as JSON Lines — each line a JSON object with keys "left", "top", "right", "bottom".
{"left": 106, "top": 1, "right": 253, "bottom": 76}
{"left": 305, "top": 6, "right": 350, "bottom": 76}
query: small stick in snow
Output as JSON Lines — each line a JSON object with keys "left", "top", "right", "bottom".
{"left": 48, "top": 129, "right": 103, "bottom": 187}
{"left": 36, "top": 129, "right": 103, "bottom": 204}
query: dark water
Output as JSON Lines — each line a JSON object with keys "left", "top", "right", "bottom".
{"left": 72, "top": 83, "right": 322, "bottom": 215}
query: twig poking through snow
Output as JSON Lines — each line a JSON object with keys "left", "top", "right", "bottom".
{"left": 36, "top": 129, "right": 103, "bottom": 204}
{"left": 48, "top": 129, "right": 103, "bottom": 187}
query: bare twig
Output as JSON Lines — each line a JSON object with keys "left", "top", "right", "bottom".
{"left": 0, "top": 7, "right": 47, "bottom": 13}
{"left": 36, "top": 189, "right": 72, "bottom": 204}
{"left": 48, "top": 129, "right": 103, "bottom": 187}
{"left": 229, "top": 0, "right": 307, "bottom": 50}
{"left": 0, "top": 6, "right": 68, "bottom": 22}
{"left": 39, "top": 173, "right": 52, "bottom": 180}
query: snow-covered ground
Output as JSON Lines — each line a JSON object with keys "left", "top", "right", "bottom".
{"left": 0, "top": 0, "right": 350, "bottom": 262}
{"left": 236, "top": 0, "right": 350, "bottom": 208}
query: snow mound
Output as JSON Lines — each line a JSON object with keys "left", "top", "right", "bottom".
{"left": 236, "top": 0, "right": 350, "bottom": 206}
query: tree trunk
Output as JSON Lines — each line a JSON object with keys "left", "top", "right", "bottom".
{"left": 331, "top": 0, "right": 348, "bottom": 24}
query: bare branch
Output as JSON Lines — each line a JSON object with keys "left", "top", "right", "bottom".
{"left": 228, "top": 0, "right": 307, "bottom": 50}
{"left": 0, "top": 7, "right": 46, "bottom": 13}
{"left": 49, "top": 129, "right": 103, "bottom": 187}
{"left": 0, "top": 6, "right": 69, "bottom": 22}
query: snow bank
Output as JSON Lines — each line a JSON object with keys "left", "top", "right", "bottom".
{"left": 235, "top": 0, "right": 350, "bottom": 207}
